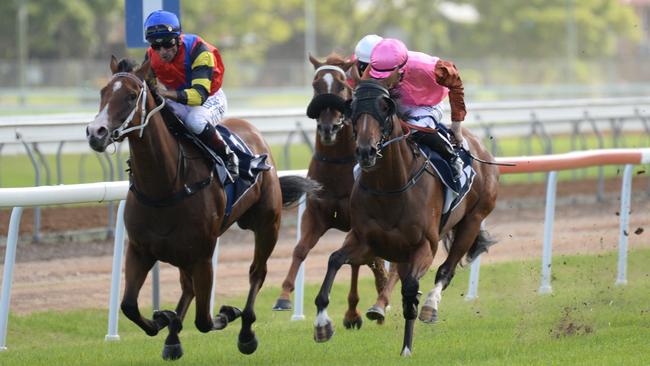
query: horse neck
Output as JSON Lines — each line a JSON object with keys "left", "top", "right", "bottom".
{"left": 127, "top": 93, "right": 182, "bottom": 196}
{"left": 314, "top": 123, "right": 355, "bottom": 156}
{"left": 360, "top": 117, "right": 416, "bottom": 191}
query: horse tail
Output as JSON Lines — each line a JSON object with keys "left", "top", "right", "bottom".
{"left": 465, "top": 229, "right": 498, "bottom": 264}
{"left": 440, "top": 229, "right": 497, "bottom": 265}
{"left": 279, "top": 175, "right": 321, "bottom": 208}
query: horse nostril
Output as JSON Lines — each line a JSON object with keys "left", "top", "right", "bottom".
{"left": 97, "top": 126, "right": 108, "bottom": 138}
{"left": 85, "top": 126, "right": 90, "bottom": 137}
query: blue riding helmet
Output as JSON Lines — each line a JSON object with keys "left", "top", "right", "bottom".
{"left": 144, "top": 10, "right": 181, "bottom": 42}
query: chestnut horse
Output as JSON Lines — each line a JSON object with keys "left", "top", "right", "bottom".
{"left": 273, "top": 53, "right": 397, "bottom": 328}
{"left": 86, "top": 57, "right": 318, "bottom": 360}
{"left": 313, "top": 80, "right": 499, "bottom": 356}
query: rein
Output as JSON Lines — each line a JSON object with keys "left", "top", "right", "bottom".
{"left": 358, "top": 158, "right": 433, "bottom": 196}
{"left": 111, "top": 72, "right": 216, "bottom": 207}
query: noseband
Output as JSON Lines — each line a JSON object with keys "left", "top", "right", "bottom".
{"left": 109, "top": 72, "right": 166, "bottom": 140}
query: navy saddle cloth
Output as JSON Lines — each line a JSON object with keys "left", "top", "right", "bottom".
{"left": 415, "top": 124, "right": 476, "bottom": 215}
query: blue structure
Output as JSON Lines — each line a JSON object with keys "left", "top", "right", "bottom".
{"left": 125, "top": 0, "right": 180, "bottom": 48}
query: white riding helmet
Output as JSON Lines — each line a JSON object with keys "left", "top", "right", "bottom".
{"left": 354, "top": 34, "right": 384, "bottom": 63}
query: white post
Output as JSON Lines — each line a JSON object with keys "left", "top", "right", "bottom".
{"left": 465, "top": 220, "right": 487, "bottom": 301}
{"left": 465, "top": 255, "right": 482, "bottom": 301}
{"left": 0, "top": 207, "right": 24, "bottom": 351}
{"left": 539, "top": 171, "right": 558, "bottom": 294}
{"left": 616, "top": 164, "right": 633, "bottom": 286}
{"left": 151, "top": 262, "right": 160, "bottom": 311}
{"left": 210, "top": 238, "right": 220, "bottom": 317}
{"left": 106, "top": 200, "right": 126, "bottom": 341}
{"left": 292, "top": 196, "right": 307, "bottom": 321}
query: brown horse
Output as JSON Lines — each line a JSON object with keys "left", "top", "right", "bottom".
{"left": 313, "top": 79, "right": 499, "bottom": 356}
{"left": 273, "top": 53, "right": 397, "bottom": 328}
{"left": 86, "top": 57, "right": 318, "bottom": 360}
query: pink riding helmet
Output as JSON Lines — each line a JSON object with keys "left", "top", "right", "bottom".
{"left": 369, "top": 38, "right": 409, "bottom": 79}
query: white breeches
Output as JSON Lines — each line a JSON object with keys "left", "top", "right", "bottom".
{"left": 166, "top": 88, "right": 228, "bottom": 134}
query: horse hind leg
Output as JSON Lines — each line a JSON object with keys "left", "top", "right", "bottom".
{"left": 343, "top": 265, "right": 362, "bottom": 329}
{"left": 367, "top": 259, "right": 398, "bottom": 324}
{"left": 420, "top": 215, "right": 485, "bottom": 324}
{"left": 236, "top": 221, "right": 280, "bottom": 354}
{"left": 273, "top": 212, "right": 327, "bottom": 311}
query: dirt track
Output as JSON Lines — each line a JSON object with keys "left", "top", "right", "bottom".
{"left": 1, "top": 177, "right": 648, "bottom": 315}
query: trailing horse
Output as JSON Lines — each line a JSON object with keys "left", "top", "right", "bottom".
{"left": 313, "top": 80, "right": 499, "bottom": 356}
{"left": 273, "top": 53, "right": 397, "bottom": 328}
{"left": 86, "top": 56, "right": 319, "bottom": 360}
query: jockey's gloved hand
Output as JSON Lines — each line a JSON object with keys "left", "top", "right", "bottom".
{"left": 450, "top": 121, "right": 464, "bottom": 146}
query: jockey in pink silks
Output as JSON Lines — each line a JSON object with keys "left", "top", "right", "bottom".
{"left": 368, "top": 38, "right": 466, "bottom": 180}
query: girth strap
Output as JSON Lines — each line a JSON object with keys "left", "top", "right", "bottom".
{"left": 129, "top": 171, "right": 214, "bottom": 208}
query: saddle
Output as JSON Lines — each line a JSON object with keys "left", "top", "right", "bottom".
{"left": 160, "top": 106, "right": 271, "bottom": 216}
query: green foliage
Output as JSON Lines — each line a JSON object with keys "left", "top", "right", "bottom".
{"left": 0, "top": 249, "right": 649, "bottom": 365}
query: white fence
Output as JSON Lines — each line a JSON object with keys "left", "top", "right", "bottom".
{"left": 1, "top": 149, "right": 649, "bottom": 350}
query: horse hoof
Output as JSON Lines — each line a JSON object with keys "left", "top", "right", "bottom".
{"left": 162, "top": 343, "right": 183, "bottom": 360}
{"left": 219, "top": 305, "right": 242, "bottom": 322}
{"left": 401, "top": 346, "right": 412, "bottom": 357}
{"left": 213, "top": 313, "right": 229, "bottom": 330}
{"left": 272, "top": 298, "right": 292, "bottom": 311}
{"left": 314, "top": 321, "right": 334, "bottom": 342}
{"left": 366, "top": 305, "right": 385, "bottom": 323}
{"left": 419, "top": 305, "right": 438, "bottom": 324}
{"left": 238, "top": 335, "right": 258, "bottom": 355}
{"left": 343, "top": 316, "right": 362, "bottom": 330}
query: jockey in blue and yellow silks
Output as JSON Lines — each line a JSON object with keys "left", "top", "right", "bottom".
{"left": 143, "top": 10, "right": 238, "bottom": 180}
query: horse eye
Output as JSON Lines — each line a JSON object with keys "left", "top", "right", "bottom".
{"left": 126, "top": 93, "right": 137, "bottom": 102}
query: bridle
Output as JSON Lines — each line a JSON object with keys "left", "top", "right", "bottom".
{"left": 105, "top": 72, "right": 214, "bottom": 207}
{"left": 349, "top": 80, "right": 410, "bottom": 158}
{"left": 306, "top": 64, "right": 350, "bottom": 131}
{"left": 109, "top": 72, "right": 166, "bottom": 141}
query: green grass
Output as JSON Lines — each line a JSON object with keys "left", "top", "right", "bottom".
{"left": 1, "top": 249, "right": 649, "bottom": 365}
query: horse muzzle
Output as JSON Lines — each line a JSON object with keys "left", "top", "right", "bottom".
{"left": 86, "top": 124, "right": 109, "bottom": 152}
{"left": 355, "top": 144, "right": 377, "bottom": 169}
{"left": 317, "top": 123, "right": 341, "bottom": 145}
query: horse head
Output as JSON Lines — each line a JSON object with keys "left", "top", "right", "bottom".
{"left": 86, "top": 56, "right": 155, "bottom": 152}
{"left": 348, "top": 80, "right": 399, "bottom": 169}
{"left": 306, "top": 53, "right": 355, "bottom": 145}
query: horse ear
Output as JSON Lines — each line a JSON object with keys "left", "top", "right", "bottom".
{"left": 308, "top": 53, "right": 323, "bottom": 69}
{"left": 343, "top": 99, "right": 353, "bottom": 122}
{"left": 383, "top": 96, "right": 396, "bottom": 116}
{"left": 136, "top": 60, "right": 152, "bottom": 81}
{"left": 110, "top": 55, "right": 119, "bottom": 74}
{"left": 351, "top": 63, "right": 361, "bottom": 84}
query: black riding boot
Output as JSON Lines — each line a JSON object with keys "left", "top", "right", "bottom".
{"left": 412, "top": 131, "right": 463, "bottom": 181}
{"left": 198, "top": 124, "right": 239, "bottom": 181}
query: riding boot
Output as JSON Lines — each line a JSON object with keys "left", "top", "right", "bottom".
{"left": 197, "top": 124, "right": 239, "bottom": 181}
{"left": 413, "top": 131, "right": 463, "bottom": 181}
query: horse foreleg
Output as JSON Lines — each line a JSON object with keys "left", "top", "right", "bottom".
{"left": 397, "top": 265, "right": 421, "bottom": 357}
{"left": 157, "top": 269, "right": 195, "bottom": 361}
{"left": 343, "top": 264, "right": 362, "bottom": 329}
{"left": 399, "top": 245, "right": 433, "bottom": 356}
{"left": 313, "top": 247, "right": 349, "bottom": 342}
{"left": 367, "top": 260, "right": 398, "bottom": 324}
{"left": 274, "top": 212, "right": 326, "bottom": 311}
{"left": 120, "top": 244, "right": 171, "bottom": 337}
